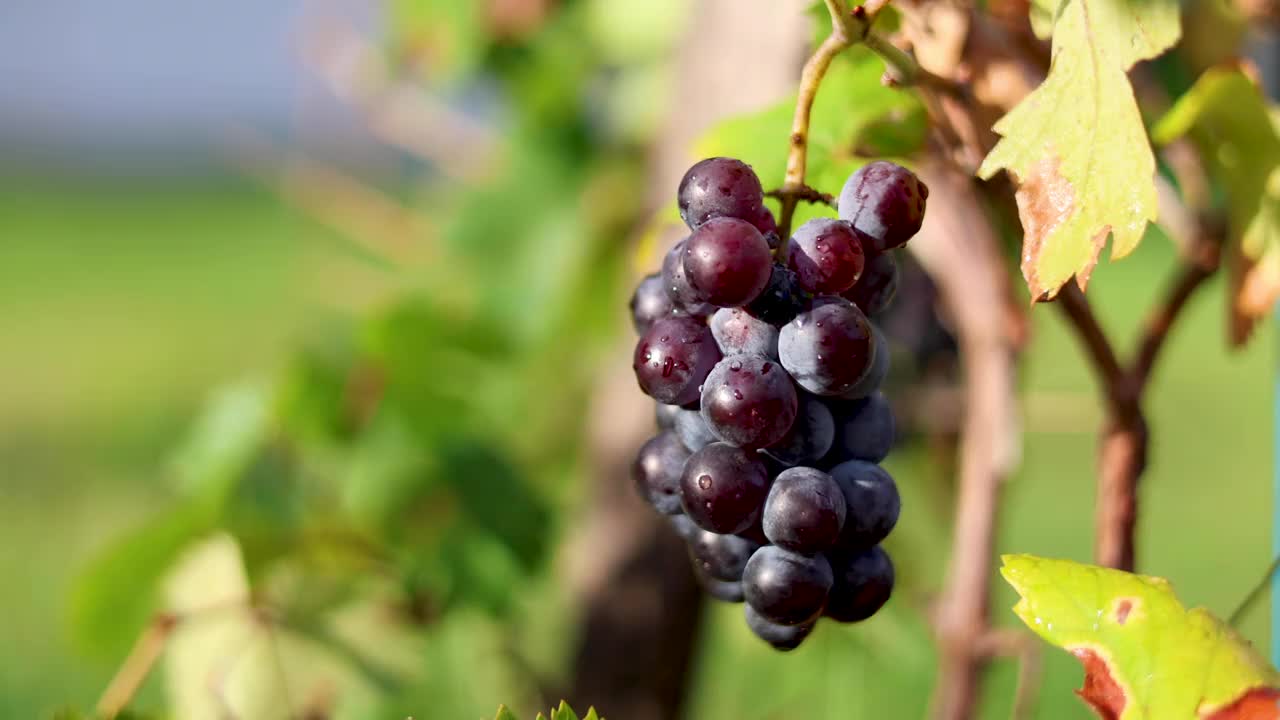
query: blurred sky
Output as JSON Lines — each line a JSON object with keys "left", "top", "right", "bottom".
{"left": 0, "top": 0, "right": 390, "bottom": 177}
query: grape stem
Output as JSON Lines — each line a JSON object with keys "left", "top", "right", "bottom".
{"left": 774, "top": 0, "right": 930, "bottom": 240}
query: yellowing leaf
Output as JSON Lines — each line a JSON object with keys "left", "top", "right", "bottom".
{"left": 1001, "top": 555, "right": 1280, "bottom": 719}
{"left": 1152, "top": 68, "right": 1280, "bottom": 346}
{"left": 977, "top": 0, "right": 1180, "bottom": 300}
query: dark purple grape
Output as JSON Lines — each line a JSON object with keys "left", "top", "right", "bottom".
{"left": 700, "top": 355, "right": 798, "bottom": 449}
{"left": 842, "top": 251, "right": 899, "bottom": 316}
{"left": 678, "top": 157, "right": 765, "bottom": 228}
{"left": 710, "top": 307, "right": 779, "bottom": 359}
{"left": 778, "top": 298, "right": 875, "bottom": 396}
{"left": 762, "top": 467, "right": 846, "bottom": 554}
{"left": 838, "top": 323, "right": 889, "bottom": 400}
{"left": 696, "top": 568, "right": 746, "bottom": 603}
{"left": 734, "top": 516, "right": 770, "bottom": 545}
{"left": 673, "top": 406, "right": 717, "bottom": 452}
{"left": 752, "top": 205, "right": 781, "bottom": 249}
{"left": 762, "top": 394, "right": 835, "bottom": 467}
{"left": 655, "top": 402, "right": 681, "bottom": 430}
{"left": 661, "top": 240, "right": 714, "bottom": 315}
{"left": 825, "top": 545, "right": 894, "bottom": 622}
{"left": 633, "top": 316, "right": 721, "bottom": 406}
{"left": 632, "top": 432, "right": 690, "bottom": 515}
{"left": 745, "top": 604, "right": 815, "bottom": 651}
{"left": 829, "top": 460, "right": 900, "bottom": 550}
{"left": 837, "top": 161, "right": 928, "bottom": 253}
{"left": 745, "top": 264, "right": 809, "bottom": 327}
{"left": 687, "top": 529, "right": 759, "bottom": 581}
{"left": 785, "top": 218, "right": 866, "bottom": 295}
{"left": 680, "top": 443, "right": 770, "bottom": 534}
{"left": 683, "top": 218, "right": 773, "bottom": 307}
{"left": 826, "top": 391, "right": 895, "bottom": 465}
{"left": 742, "top": 545, "right": 833, "bottom": 625}
{"left": 630, "top": 273, "right": 676, "bottom": 334}
{"left": 669, "top": 513, "right": 699, "bottom": 540}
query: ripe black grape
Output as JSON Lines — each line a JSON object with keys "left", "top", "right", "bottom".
{"left": 745, "top": 263, "right": 809, "bottom": 327}
{"left": 826, "top": 391, "right": 895, "bottom": 465}
{"left": 762, "top": 394, "right": 835, "bottom": 467}
{"left": 630, "top": 273, "right": 676, "bottom": 334}
{"left": 837, "top": 161, "right": 928, "bottom": 253}
{"left": 633, "top": 315, "right": 722, "bottom": 406}
{"left": 628, "top": 154, "right": 920, "bottom": 649}
{"left": 696, "top": 569, "right": 746, "bottom": 603}
{"left": 785, "top": 218, "right": 866, "bottom": 294}
{"left": 661, "top": 240, "right": 713, "bottom": 315}
{"left": 751, "top": 205, "right": 781, "bottom": 248}
{"left": 678, "top": 157, "right": 765, "bottom": 228}
{"left": 687, "top": 529, "right": 759, "bottom": 581}
{"left": 778, "top": 298, "right": 875, "bottom": 396}
{"left": 683, "top": 218, "right": 773, "bottom": 307}
{"left": 655, "top": 402, "right": 681, "bottom": 430}
{"left": 825, "top": 546, "right": 894, "bottom": 623}
{"left": 742, "top": 545, "right": 833, "bottom": 625}
{"left": 745, "top": 604, "right": 815, "bottom": 651}
{"left": 632, "top": 432, "right": 690, "bottom": 515}
{"left": 829, "top": 460, "right": 900, "bottom": 550}
{"left": 680, "top": 442, "right": 770, "bottom": 534}
{"left": 673, "top": 406, "right": 717, "bottom": 452}
{"left": 700, "top": 355, "right": 798, "bottom": 449}
{"left": 762, "top": 467, "right": 846, "bottom": 554}
{"left": 710, "top": 307, "right": 779, "bottom": 359}
{"left": 669, "top": 513, "right": 699, "bottom": 540}
{"left": 838, "top": 323, "right": 889, "bottom": 400}
{"left": 842, "top": 250, "right": 899, "bottom": 316}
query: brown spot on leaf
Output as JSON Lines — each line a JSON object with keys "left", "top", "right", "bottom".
{"left": 1073, "top": 226, "right": 1111, "bottom": 293}
{"left": 1013, "top": 154, "right": 1076, "bottom": 300}
{"left": 1202, "top": 687, "right": 1280, "bottom": 719}
{"left": 1071, "top": 648, "right": 1126, "bottom": 720}
{"left": 1114, "top": 599, "right": 1132, "bottom": 625}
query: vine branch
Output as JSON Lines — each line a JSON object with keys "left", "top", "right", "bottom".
{"left": 1054, "top": 227, "right": 1221, "bottom": 571}
{"left": 774, "top": 0, "right": 930, "bottom": 239}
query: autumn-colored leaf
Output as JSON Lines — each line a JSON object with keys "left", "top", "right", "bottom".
{"left": 1001, "top": 555, "right": 1280, "bottom": 719}
{"left": 977, "top": 0, "right": 1180, "bottom": 300}
{"left": 1152, "top": 67, "right": 1280, "bottom": 347}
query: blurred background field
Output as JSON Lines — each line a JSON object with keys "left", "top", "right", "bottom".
{"left": 0, "top": 1, "right": 1272, "bottom": 718}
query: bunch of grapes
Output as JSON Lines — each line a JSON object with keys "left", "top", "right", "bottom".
{"left": 629, "top": 157, "right": 927, "bottom": 651}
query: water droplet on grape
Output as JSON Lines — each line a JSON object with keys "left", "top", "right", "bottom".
{"left": 733, "top": 390, "right": 744, "bottom": 400}
{"left": 729, "top": 360, "right": 742, "bottom": 371}
{"left": 662, "top": 357, "right": 676, "bottom": 377}
{"left": 698, "top": 474, "right": 713, "bottom": 490}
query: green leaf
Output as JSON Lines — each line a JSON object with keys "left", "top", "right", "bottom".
{"left": 1028, "top": 0, "right": 1060, "bottom": 39}
{"left": 551, "top": 701, "right": 581, "bottom": 720}
{"left": 170, "top": 382, "right": 273, "bottom": 500}
{"left": 69, "top": 502, "right": 213, "bottom": 658}
{"left": 388, "top": 0, "right": 487, "bottom": 81}
{"left": 1001, "top": 555, "right": 1280, "bottom": 719}
{"left": 977, "top": 0, "right": 1180, "bottom": 300}
{"left": 494, "top": 703, "right": 602, "bottom": 720}
{"left": 1152, "top": 67, "right": 1280, "bottom": 331}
